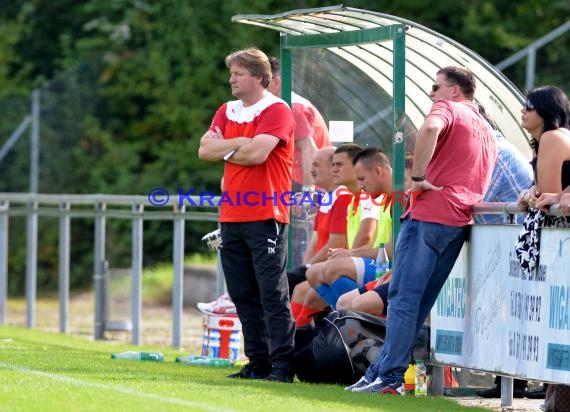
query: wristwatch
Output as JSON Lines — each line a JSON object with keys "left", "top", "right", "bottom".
{"left": 411, "top": 175, "right": 425, "bottom": 182}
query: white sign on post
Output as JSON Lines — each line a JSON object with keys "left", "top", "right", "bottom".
{"left": 328, "top": 121, "right": 354, "bottom": 143}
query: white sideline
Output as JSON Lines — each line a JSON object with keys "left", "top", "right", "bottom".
{"left": 0, "top": 362, "right": 237, "bottom": 412}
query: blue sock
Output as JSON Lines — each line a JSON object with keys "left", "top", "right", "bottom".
{"left": 315, "top": 284, "right": 338, "bottom": 310}
{"left": 330, "top": 276, "right": 359, "bottom": 299}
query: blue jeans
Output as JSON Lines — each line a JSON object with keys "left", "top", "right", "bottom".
{"left": 364, "top": 218, "right": 468, "bottom": 383}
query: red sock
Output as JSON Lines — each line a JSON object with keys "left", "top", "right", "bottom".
{"left": 291, "top": 301, "right": 303, "bottom": 319}
{"left": 296, "top": 306, "right": 320, "bottom": 328}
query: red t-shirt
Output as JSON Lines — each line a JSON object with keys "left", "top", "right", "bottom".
{"left": 291, "top": 92, "right": 330, "bottom": 185}
{"left": 210, "top": 94, "right": 295, "bottom": 223}
{"left": 406, "top": 99, "right": 497, "bottom": 226}
{"left": 313, "top": 189, "right": 350, "bottom": 251}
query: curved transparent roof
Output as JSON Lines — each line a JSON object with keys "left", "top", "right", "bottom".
{"left": 233, "top": 5, "right": 532, "bottom": 157}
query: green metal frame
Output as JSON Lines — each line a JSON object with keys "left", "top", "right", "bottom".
{"left": 279, "top": 25, "right": 407, "bottom": 266}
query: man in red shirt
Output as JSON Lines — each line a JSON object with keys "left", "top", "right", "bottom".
{"left": 198, "top": 48, "right": 295, "bottom": 383}
{"left": 288, "top": 146, "right": 350, "bottom": 325}
{"left": 347, "top": 66, "right": 497, "bottom": 394}
{"left": 267, "top": 56, "right": 331, "bottom": 267}
{"left": 301, "top": 146, "right": 349, "bottom": 263}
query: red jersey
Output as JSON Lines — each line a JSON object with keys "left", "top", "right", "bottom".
{"left": 313, "top": 188, "right": 350, "bottom": 251}
{"left": 210, "top": 94, "right": 295, "bottom": 223}
{"left": 406, "top": 99, "right": 497, "bottom": 226}
{"left": 291, "top": 92, "right": 330, "bottom": 185}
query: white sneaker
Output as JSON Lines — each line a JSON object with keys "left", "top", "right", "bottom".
{"left": 351, "top": 377, "right": 383, "bottom": 393}
{"left": 345, "top": 376, "right": 369, "bottom": 391}
{"left": 197, "top": 293, "right": 237, "bottom": 315}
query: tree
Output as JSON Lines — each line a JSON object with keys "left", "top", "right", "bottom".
{"left": 0, "top": 0, "right": 567, "bottom": 292}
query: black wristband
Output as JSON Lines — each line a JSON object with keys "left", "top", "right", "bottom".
{"left": 411, "top": 175, "right": 425, "bottom": 182}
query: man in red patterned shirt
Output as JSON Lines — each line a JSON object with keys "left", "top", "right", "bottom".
{"left": 198, "top": 48, "right": 295, "bottom": 383}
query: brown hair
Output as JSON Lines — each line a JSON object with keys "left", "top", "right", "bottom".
{"left": 225, "top": 48, "right": 272, "bottom": 88}
{"left": 437, "top": 66, "right": 476, "bottom": 99}
{"left": 334, "top": 143, "right": 363, "bottom": 162}
{"left": 353, "top": 147, "right": 391, "bottom": 169}
{"left": 268, "top": 56, "right": 280, "bottom": 76}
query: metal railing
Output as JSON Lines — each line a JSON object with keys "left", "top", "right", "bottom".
{"left": 0, "top": 192, "right": 220, "bottom": 349}
{"left": 496, "top": 20, "right": 570, "bottom": 91}
{"left": 473, "top": 200, "right": 568, "bottom": 217}
{"left": 2, "top": 193, "right": 569, "bottom": 406}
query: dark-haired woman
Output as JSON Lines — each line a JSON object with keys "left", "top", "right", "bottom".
{"left": 517, "top": 85, "right": 570, "bottom": 219}
{"left": 516, "top": 85, "right": 570, "bottom": 411}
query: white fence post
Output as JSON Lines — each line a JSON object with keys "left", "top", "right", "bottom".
{"left": 58, "top": 201, "right": 71, "bottom": 333}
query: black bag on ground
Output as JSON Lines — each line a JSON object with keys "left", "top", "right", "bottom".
{"left": 293, "top": 310, "right": 430, "bottom": 385}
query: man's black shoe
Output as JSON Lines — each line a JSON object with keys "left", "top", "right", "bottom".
{"left": 262, "top": 368, "right": 294, "bottom": 383}
{"left": 526, "top": 384, "right": 548, "bottom": 399}
{"left": 227, "top": 363, "right": 270, "bottom": 379}
{"left": 476, "top": 385, "right": 527, "bottom": 398}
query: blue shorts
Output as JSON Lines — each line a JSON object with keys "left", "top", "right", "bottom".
{"left": 351, "top": 257, "right": 377, "bottom": 285}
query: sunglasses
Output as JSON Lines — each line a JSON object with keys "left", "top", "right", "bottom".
{"left": 524, "top": 100, "right": 535, "bottom": 111}
{"left": 431, "top": 83, "right": 455, "bottom": 92}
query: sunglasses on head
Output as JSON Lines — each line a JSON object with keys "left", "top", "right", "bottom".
{"left": 431, "top": 83, "right": 454, "bottom": 92}
{"left": 524, "top": 100, "right": 535, "bottom": 111}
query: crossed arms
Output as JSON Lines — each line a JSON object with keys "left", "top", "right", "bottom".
{"left": 198, "top": 126, "right": 280, "bottom": 166}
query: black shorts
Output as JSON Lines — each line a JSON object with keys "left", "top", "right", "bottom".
{"left": 356, "top": 282, "right": 389, "bottom": 316}
{"left": 287, "top": 265, "right": 308, "bottom": 297}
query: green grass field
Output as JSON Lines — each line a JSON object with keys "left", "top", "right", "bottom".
{"left": 0, "top": 326, "right": 489, "bottom": 412}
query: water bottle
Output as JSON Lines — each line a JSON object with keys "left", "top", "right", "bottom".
{"left": 176, "top": 356, "right": 233, "bottom": 367}
{"left": 204, "top": 358, "right": 233, "bottom": 367}
{"left": 375, "top": 243, "right": 390, "bottom": 280}
{"left": 111, "top": 351, "right": 164, "bottom": 362}
{"left": 175, "top": 355, "right": 202, "bottom": 363}
{"left": 415, "top": 360, "right": 428, "bottom": 396}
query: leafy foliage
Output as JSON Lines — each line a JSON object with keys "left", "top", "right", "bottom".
{"left": 0, "top": 0, "right": 568, "bottom": 292}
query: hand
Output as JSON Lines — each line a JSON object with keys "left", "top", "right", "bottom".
{"left": 410, "top": 180, "right": 443, "bottom": 207}
{"left": 528, "top": 187, "right": 540, "bottom": 209}
{"left": 410, "top": 179, "right": 443, "bottom": 193}
{"left": 517, "top": 185, "right": 538, "bottom": 211}
{"left": 377, "top": 270, "right": 392, "bottom": 285}
{"left": 327, "top": 248, "right": 351, "bottom": 259}
{"left": 560, "top": 193, "right": 570, "bottom": 215}
{"left": 536, "top": 192, "right": 570, "bottom": 215}
{"left": 535, "top": 192, "right": 561, "bottom": 212}
{"left": 206, "top": 126, "right": 224, "bottom": 140}
{"left": 517, "top": 188, "right": 530, "bottom": 211}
